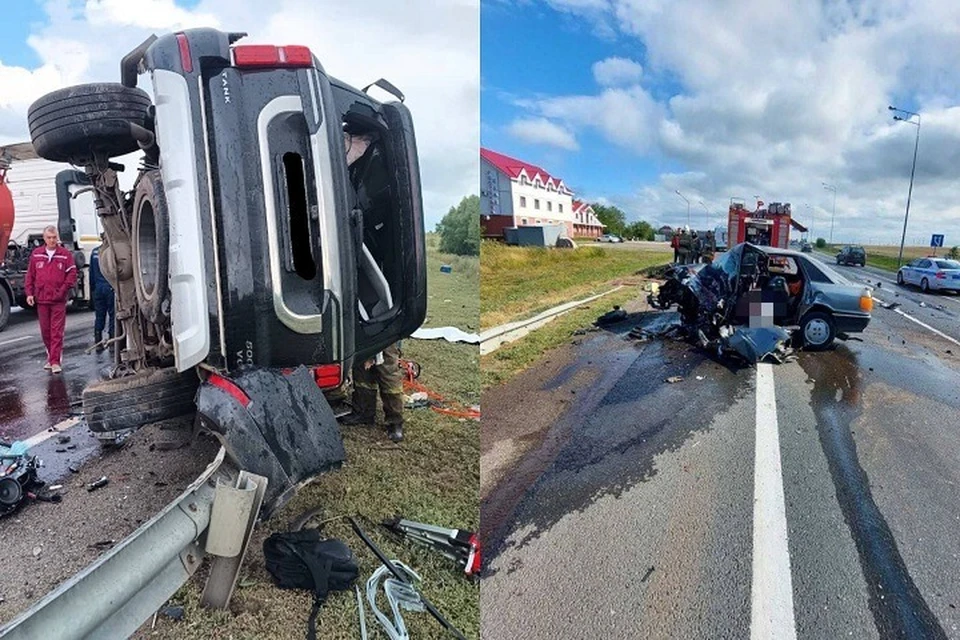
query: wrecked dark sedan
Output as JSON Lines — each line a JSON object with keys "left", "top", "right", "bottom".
{"left": 649, "top": 243, "right": 873, "bottom": 359}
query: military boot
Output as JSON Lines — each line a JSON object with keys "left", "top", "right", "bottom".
{"left": 95, "top": 331, "right": 104, "bottom": 353}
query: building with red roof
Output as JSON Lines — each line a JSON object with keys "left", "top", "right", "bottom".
{"left": 480, "top": 147, "right": 576, "bottom": 239}
{"left": 571, "top": 200, "right": 606, "bottom": 238}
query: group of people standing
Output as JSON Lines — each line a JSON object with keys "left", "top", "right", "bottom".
{"left": 670, "top": 227, "right": 716, "bottom": 265}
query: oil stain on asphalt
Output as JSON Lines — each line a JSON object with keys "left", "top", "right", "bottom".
{"left": 801, "top": 347, "right": 947, "bottom": 639}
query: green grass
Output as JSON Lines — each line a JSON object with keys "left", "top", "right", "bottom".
{"left": 424, "top": 234, "right": 479, "bottom": 332}
{"left": 481, "top": 288, "right": 637, "bottom": 390}
{"left": 138, "top": 242, "right": 479, "bottom": 640}
{"left": 480, "top": 241, "right": 667, "bottom": 329}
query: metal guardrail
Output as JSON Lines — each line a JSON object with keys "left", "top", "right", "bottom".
{"left": 0, "top": 447, "right": 267, "bottom": 640}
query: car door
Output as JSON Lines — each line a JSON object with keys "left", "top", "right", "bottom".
{"left": 915, "top": 259, "right": 932, "bottom": 286}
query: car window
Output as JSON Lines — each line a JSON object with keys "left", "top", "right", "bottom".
{"left": 935, "top": 260, "right": 960, "bottom": 269}
{"left": 800, "top": 256, "right": 850, "bottom": 285}
{"left": 918, "top": 259, "right": 932, "bottom": 269}
{"left": 766, "top": 254, "right": 798, "bottom": 275}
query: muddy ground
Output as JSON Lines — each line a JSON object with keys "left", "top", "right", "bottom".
{"left": 0, "top": 418, "right": 219, "bottom": 625}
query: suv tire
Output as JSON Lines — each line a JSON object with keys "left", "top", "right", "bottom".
{"left": 83, "top": 367, "right": 199, "bottom": 435}
{"left": 0, "top": 286, "right": 10, "bottom": 332}
{"left": 27, "top": 83, "right": 151, "bottom": 163}
{"left": 132, "top": 170, "right": 170, "bottom": 323}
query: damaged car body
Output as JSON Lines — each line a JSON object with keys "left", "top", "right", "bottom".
{"left": 648, "top": 243, "right": 872, "bottom": 363}
{"left": 25, "top": 29, "right": 426, "bottom": 514}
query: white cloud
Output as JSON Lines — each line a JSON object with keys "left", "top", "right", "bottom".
{"left": 500, "top": 0, "right": 960, "bottom": 243}
{"left": 506, "top": 117, "right": 578, "bottom": 150}
{"left": 85, "top": 0, "right": 221, "bottom": 30}
{"left": 0, "top": 0, "right": 479, "bottom": 228}
{"left": 591, "top": 56, "right": 642, "bottom": 86}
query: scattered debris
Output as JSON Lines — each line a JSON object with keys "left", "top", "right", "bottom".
{"left": 883, "top": 302, "right": 901, "bottom": 310}
{"left": 159, "top": 605, "right": 185, "bottom": 621}
{"left": 87, "top": 476, "right": 109, "bottom": 492}
{"left": 1, "top": 440, "right": 41, "bottom": 517}
{"left": 32, "top": 546, "right": 42, "bottom": 557}
{"left": 383, "top": 517, "right": 481, "bottom": 578}
{"left": 56, "top": 435, "right": 71, "bottom": 445}
{"left": 349, "top": 517, "right": 465, "bottom": 639}
{"left": 919, "top": 301, "right": 927, "bottom": 308}
{"left": 439, "top": 264, "right": 452, "bottom": 274}
{"left": 68, "top": 465, "right": 80, "bottom": 474}
{"left": 55, "top": 448, "right": 66, "bottom": 453}
{"left": 876, "top": 281, "right": 882, "bottom": 288}
{"left": 48, "top": 484, "right": 63, "bottom": 491}
{"left": 66, "top": 444, "right": 76, "bottom": 450}
{"left": 641, "top": 567, "right": 655, "bottom": 583}
{"left": 90, "top": 540, "right": 116, "bottom": 550}
{"left": 596, "top": 306, "right": 628, "bottom": 326}
{"left": 666, "top": 376, "right": 684, "bottom": 384}
{"left": 572, "top": 328, "right": 587, "bottom": 336}
{"left": 696, "top": 376, "right": 705, "bottom": 381}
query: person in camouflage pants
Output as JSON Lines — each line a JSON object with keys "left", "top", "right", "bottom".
{"left": 341, "top": 342, "right": 404, "bottom": 442}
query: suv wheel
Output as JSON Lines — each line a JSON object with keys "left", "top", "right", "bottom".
{"left": 132, "top": 170, "right": 170, "bottom": 324}
{"left": 27, "top": 83, "right": 151, "bottom": 163}
{"left": 83, "top": 367, "right": 199, "bottom": 436}
{"left": 0, "top": 286, "right": 10, "bottom": 332}
{"left": 800, "top": 311, "right": 836, "bottom": 350}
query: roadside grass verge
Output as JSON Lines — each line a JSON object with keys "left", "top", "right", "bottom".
{"left": 480, "top": 241, "right": 667, "bottom": 329}
{"left": 480, "top": 287, "right": 637, "bottom": 390}
{"left": 824, "top": 244, "right": 940, "bottom": 272}
{"left": 139, "top": 244, "right": 479, "bottom": 640}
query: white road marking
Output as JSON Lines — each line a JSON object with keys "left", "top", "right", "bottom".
{"left": 874, "top": 296, "right": 960, "bottom": 348}
{"left": 751, "top": 363, "right": 798, "bottom": 640}
{"left": 0, "top": 335, "right": 32, "bottom": 347}
{"left": 21, "top": 417, "right": 82, "bottom": 448}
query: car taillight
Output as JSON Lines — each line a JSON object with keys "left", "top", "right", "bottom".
{"left": 176, "top": 33, "right": 193, "bottom": 73}
{"left": 936, "top": 271, "right": 946, "bottom": 279}
{"left": 860, "top": 287, "right": 873, "bottom": 312}
{"left": 232, "top": 45, "right": 313, "bottom": 68}
{"left": 314, "top": 364, "right": 342, "bottom": 389}
{"left": 208, "top": 373, "right": 251, "bottom": 408}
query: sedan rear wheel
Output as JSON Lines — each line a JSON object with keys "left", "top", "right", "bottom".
{"left": 921, "top": 277, "right": 930, "bottom": 293}
{"left": 800, "top": 311, "right": 836, "bottom": 351}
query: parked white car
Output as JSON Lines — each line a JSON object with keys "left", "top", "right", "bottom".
{"left": 596, "top": 234, "right": 623, "bottom": 243}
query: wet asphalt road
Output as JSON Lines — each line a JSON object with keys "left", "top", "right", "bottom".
{"left": 480, "top": 258, "right": 960, "bottom": 639}
{"left": 0, "top": 306, "right": 105, "bottom": 479}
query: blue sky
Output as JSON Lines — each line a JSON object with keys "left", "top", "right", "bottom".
{"left": 481, "top": 0, "right": 960, "bottom": 245}
{"left": 0, "top": 2, "right": 46, "bottom": 68}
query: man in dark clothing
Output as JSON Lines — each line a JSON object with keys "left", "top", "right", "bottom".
{"left": 24, "top": 225, "right": 76, "bottom": 374}
{"left": 340, "top": 343, "right": 405, "bottom": 442}
{"left": 670, "top": 231, "right": 680, "bottom": 263}
{"left": 89, "top": 238, "right": 115, "bottom": 352}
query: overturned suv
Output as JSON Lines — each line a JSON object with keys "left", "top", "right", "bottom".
{"left": 27, "top": 29, "right": 426, "bottom": 512}
{"left": 649, "top": 243, "right": 873, "bottom": 362}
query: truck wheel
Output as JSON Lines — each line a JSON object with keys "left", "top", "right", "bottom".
{"left": 0, "top": 286, "right": 10, "bottom": 332}
{"left": 83, "top": 367, "right": 199, "bottom": 436}
{"left": 800, "top": 311, "right": 836, "bottom": 351}
{"left": 27, "top": 83, "right": 151, "bottom": 163}
{"left": 132, "top": 170, "right": 170, "bottom": 324}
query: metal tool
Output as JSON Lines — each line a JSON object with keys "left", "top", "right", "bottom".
{"left": 383, "top": 517, "right": 481, "bottom": 578}
{"left": 348, "top": 517, "right": 465, "bottom": 640}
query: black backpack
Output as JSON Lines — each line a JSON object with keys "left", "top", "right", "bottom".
{"left": 263, "top": 529, "right": 360, "bottom": 640}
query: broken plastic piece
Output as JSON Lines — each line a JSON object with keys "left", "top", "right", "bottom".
{"left": 666, "top": 376, "right": 684, "bottom": 383}
{"left": 87, "top": 476, "right": 109, "bottom": 492}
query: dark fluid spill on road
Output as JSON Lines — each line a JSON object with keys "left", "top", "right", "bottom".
{"left": 800, "top": 348, "right": 947, "bottom": 640}
{"left": 483, "top": 316, "right": 751, "bottom": 573}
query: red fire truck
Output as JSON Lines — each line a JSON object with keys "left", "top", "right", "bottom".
{"left": 727, "top": 199, "right": 807, "bottom": 249}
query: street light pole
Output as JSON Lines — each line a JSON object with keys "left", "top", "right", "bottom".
{"left": 675, "top": 190, "right": 690, "bottom": 228}
{"left": 803, "top": 203, "right": 814, "bottom": 240}
{"left": 889, "top": 105, "right": 921, "bottom": 268}
{"left": 699, "top": 200, "right": 710, "bottom": 228}
{"left": 822, "top": 183, "right": 837, "bottom": 244}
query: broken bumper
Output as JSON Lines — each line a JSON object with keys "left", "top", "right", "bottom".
{"left": 833, "top": 312, "right": 870, "bottom": 334}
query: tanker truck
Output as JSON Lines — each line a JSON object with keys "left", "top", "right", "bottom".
{"left": 0, "top": 143, "right": 100, "bottom": 331}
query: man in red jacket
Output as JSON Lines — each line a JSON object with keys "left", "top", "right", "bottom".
{"left": 25, "top": 225, "right": 77, "bottom": 374}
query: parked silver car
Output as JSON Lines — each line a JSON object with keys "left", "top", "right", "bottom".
{"left": 596, "top": 234, "right": 623, "bottom": 243}
{"left": 896, "top": 257, "right": 960, "bottom": 293}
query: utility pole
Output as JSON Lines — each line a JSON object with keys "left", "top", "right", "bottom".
{"left": 822, "top": 183, "right": 837, "bottom": 244}
{"left": 889, "top": 106, "right": 921, "bottom": 268}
